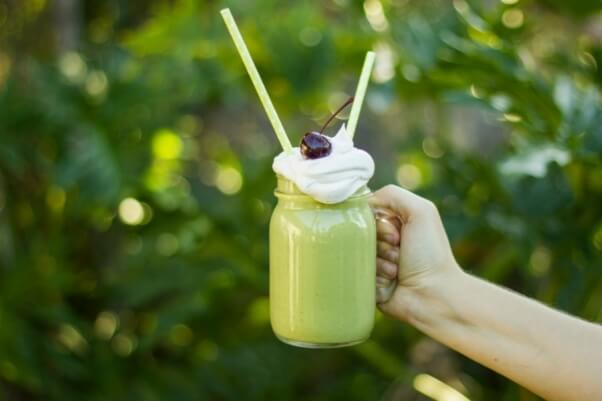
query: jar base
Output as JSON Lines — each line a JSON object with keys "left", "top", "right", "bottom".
{"left": 276, "top": 334, "right": 368, "bottom": 349}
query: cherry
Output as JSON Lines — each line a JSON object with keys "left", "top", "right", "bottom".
{"left": 299, "top": 96, "right": 354, "bottom": 160}
{"left": 301, "top": 132, "right": 332, "bottom": 159}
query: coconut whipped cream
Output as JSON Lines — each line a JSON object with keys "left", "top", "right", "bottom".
{"left": 273, "top": 124, "right": 374, "bottom": 204}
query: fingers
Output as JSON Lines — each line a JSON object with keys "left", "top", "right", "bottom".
{"left": 376, "top": 276, "right": 396, "bottom": 304}
{"left": 377, "top": 257, "right": 397, "bottom": 280}
{"left": 370, "top": 185, "right": 436, "bottom": 222}
{"left": 377, "top": 236, "right": 398, "bottom": 279}
{"left": 376, "top": 218, "right": 400, "bottom": 246}
{"left": 378, "top": 240, "right": 399, "bottom": 263}
{"left": 375, "top": 204, "right": 401, "bottom": 281}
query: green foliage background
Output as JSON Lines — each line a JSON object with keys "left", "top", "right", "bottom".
{"left": 1, "top": 0, "right": 602, "bottom": 400}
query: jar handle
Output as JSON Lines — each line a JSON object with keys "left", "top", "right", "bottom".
{"left": 373, "top": 207, "right": 402, "bottom": 304}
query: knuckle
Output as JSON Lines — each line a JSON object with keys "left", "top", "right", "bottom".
{"left": 382, "top": 184, "right": 399, "bottom": 195}
{"left": 420, "top": 199, "right": 438, "bottom": 215}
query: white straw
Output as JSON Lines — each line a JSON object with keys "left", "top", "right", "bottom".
{"left": 220, "top": 9, "right": 293, "bottom": 154}
{"left": 347, "top": 51, "right": 375, "bottom": 138}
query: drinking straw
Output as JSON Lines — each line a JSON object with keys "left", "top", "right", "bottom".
{"left": 347, "top": 51, "right": 375, "bottom": 139}
{"left": 220, "top": 8, "right": 293, "bottom": 154}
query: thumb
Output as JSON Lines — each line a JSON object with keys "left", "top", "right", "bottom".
{"left": 369, "top": 185, "right": 434, "bottom": 222}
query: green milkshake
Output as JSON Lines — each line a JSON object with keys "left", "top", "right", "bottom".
{"left": 220, "top": 6, "right": 378, "bottom": 349}
{"left": 269, "top": 177, "right": 376, "bottom": 348}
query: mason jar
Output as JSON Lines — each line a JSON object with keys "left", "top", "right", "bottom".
{"left": 269, "top": 176, "right": 376, "bottom": 348}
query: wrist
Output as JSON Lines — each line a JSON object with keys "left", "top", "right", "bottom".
{"left": 385, "top": 265, "right": 467, "bottom": 328}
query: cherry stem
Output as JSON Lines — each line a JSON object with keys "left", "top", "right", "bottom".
{"left": 319, "top": 96, "right": 355, "bottom": 134}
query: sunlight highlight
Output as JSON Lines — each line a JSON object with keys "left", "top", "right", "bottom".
{"left": 215, "top": 166, "right": 243, "bottom": 195}
{"left": 85, "top": 70, "right": 108, "bottom": 97}
{"left": 118, "top": 197, "right": 145, "bottom": 225}
{"left": 94, "top": 311, "right": 119, "bottom": 340}
{"left": 58, "top": 52, "right": 87, "bottom": 83}
{"left": 373, "top": 42, "right": 395, "bottom": 83}
{"left": 413, "top": 373, "right": 471, "bottom": 401}
{"left": 112, "top": 333, "right": 136, "bottom": 356}
{"left": 153, "top": 129, "right": 183, "bottom": 160}
{"left": 396, "top": 163, "right": 422, "bottom": 190}
{"left": 502, "top": 9, "right": 524, "bottom": 29}
{"left": 363, "top": 0, "right": 389, "bottom": 32}
{"left": 529, "top": 246, "right": 551, "bottom": 276}
{"left": 57, "top": 324, "right": 88, "bottom": 355}
{"left": 299, "top": 27, "right": 322, "bottom": 47}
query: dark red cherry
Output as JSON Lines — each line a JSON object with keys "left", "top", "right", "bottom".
{"left": 299, "top": 96, "right": 354, "bottom": 160}
{"left": 300, "top": 132, "right": 332, "bottom": 159}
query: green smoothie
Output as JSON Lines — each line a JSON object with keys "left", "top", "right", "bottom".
{"left": 269, "top": 177, "right": 376, "bottom": 348}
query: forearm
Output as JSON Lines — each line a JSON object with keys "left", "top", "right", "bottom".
{"left": 393, "top": 270, "right": 602, "bottom": 401}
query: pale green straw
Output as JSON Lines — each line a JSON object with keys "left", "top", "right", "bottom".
{"left": 347, "top": 51, "right": 375, "bottom": 138}
{"left": 220, "top": 8, "right": 293, "bottom": 154}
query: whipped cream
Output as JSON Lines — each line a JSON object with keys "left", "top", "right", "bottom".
{"left": 273, "top": 124, "right": 374, "bottom": 204}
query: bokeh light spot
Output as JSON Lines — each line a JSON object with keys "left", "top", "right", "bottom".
{"left": 247, "top": 296, "right": 270, "bottom": 326}
{"left": 364, "top": 0, "right": 389, "bottom": 32}
{"left": 413, "top": 373, "right": 471, "bottom": 401}
{"left": 469, "top": 84, "right": 483, "bottom": 98}
{"left": 502, "top": 9, "right": 524, "bottom": 29}
{"left": 374, "top": 42, "right": 395, "bottom": 83}
{"left": 396, "top": 164, "right": 422, "bottom": 190}
{"left": 169, "top": 324, "right": 193, "bottom": 347}
{"left": 118, "top": 197, "right": 145, "bottom": 225}
{"left": 85, "top": 70, "right": 108, "bottom": 97}
{"left": 112, "top": 333, "right": 136, "bottom": 357}
{"left": 215, "top": 167, "right": 243, "bottom": 195}
{"left": 529, "top": 246, "right": 551, "bottom": 276}
{"left": 453, "top": 0, "right": 469, "bottom": 14}
{"left": 490, "top": 94, "right": 511, "bottom": 111}
{"left": 58, "top": 52, "right": 87, "bottom": 83}
{"left": 299, "top": 27, "right": 322, "bottom": 47}
{"left": 467, "top": 27, "right": 502, "bottom": 49}
{"left": 57, "top": 324, "right": 88, "bottom": 355}
{"left": 503, "top": 113, "right": 522, "bottom": 122}
{"left": 156, "top": 233, "right": 179, "bottom": 256}
{"left": 579, "top": 52, "right": 597, "bottom": 69}
{"left": 94, "top": 311, "right": 119, "bottom": 340}
{"left": 422, "top": 138, "right": 445, "bottom": 159}
{"left": 152, "top": 129, "right": 182, "bottom": 160}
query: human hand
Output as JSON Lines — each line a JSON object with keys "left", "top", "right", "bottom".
{"left": 369, "top": 185, "right": 461, "bottom": 319}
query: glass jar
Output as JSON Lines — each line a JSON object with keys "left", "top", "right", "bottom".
{"left": 269, "top": 176, "right": 376, "bottom": 348}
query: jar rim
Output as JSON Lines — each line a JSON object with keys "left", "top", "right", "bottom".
{"left": 274, "top": 175, "right": 372, "bottom": 203}
{"left": 274, "top": 188, "right": 372, "bottom": 201}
